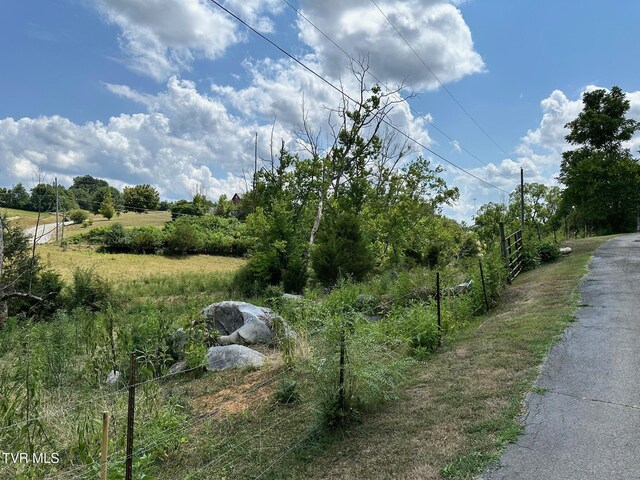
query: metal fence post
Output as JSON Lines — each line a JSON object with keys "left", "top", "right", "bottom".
{"left": 101, "top": 411, "right": 109, "bottom": 480}
{"left": 436, "top": 272, "right": 442, "bottom": 346}
{"left": 125, "top": 353, "right": 137, "bottom": 480}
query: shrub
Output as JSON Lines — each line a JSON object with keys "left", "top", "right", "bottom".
{"left": 521, "top": 241, "right": 541, "bottom": 271}
{"left": 66, "top": 268, "right": 113, "bottom": 311}
{"left": 32, "top": 270, "right": 66, "bottom": 319}
{"left": 538, "top": 240, "right": 560, "bottom": 263}
{"left": 183, "top": 343, "right": 206, "bottom": 370}
{"left": 389, "top": 303, "right": 440, "bottom": 356}
{"left": 312, "top": 211, "right": 374, "bottom": 287}
{"left": 165, "top": 222, "right": 205, "bottom": 254}
{"left": 68, "top": 209, "right": 90, "bottom": 224}
{"left": 313, "top": 313, "right": 411, "bottom": 427}
{"left": 103, "top": 223, "right": 129, "bottom": 252}
{"left": 282, "top": 255, "right": 309, "bottom": 294}
{"left": 274, "top": 379, "right": 301, "bottom": 404}
{"left": 129, "top": 226, "right": 164, "bottom": 254}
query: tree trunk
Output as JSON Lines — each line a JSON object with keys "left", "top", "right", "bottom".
{"left": 307, "top": 193, "right": 325, "bottom": 258}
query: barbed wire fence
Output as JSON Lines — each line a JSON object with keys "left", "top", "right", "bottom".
{"left": 0, "top": 252, "right": 506, "bottom": 480}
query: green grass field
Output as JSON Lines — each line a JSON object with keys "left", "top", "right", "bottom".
{"left": 1, "top": 208, "right": 170, "bottom": 233}
{"left": 38, "top": 244, "right": 246, "bottom": 282}
{"left": 61, "top": 210, "right": 171, "bottom": 238}
{"left": 1, "top": 207, "right": 53, "bottom": 227}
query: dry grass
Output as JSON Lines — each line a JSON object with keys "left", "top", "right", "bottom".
{"left": 284, "top": 235, "right": 615, "bottom": 480}
{"left": 61, "top": 210, "right": 171, "bottom": 238}
{"left": 37, "top": 244, "right": 246, "bottom": 282}
{"left": 1, "top": 207, "right": 53, "bottom": 228}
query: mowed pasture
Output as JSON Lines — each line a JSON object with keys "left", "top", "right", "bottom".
{"left": 38, "top": 244, "right": 246, "bottom": 283}
{"left": 61, "top": 210, "right": 172, "bottom": 237}
{"left": 1, "top": 207, "right": 53, "bottom": 227}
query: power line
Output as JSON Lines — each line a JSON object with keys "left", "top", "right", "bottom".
{"left": 281, "top": 0, "right": 502, "bottom": 173}
{"left": 207, "top": 0, "right": 510, "bottom": 195}
{"left": 370, "top": 0, "right": 511, "bottom": 159}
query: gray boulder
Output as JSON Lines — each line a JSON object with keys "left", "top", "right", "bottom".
{"left": 201, "top": 301, "right": 295, "bottom": 346}
{"left": 282, "top": 293, "right": 304, "bottom": 301}
{"left": 205, "top": 345, "right": 266, "bottom": 371}
{"left": 560, "top": 247, "right": 572, "bottom": 255}
{"left": 170, "top": 328, "right": 187, "bottom": 359}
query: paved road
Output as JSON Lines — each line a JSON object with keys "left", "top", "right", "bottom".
{"left": 483, "top": 233, "right": 640, "bottom": 480}
{"left": 25, "top": 221, "right": 74, "bottom": 244}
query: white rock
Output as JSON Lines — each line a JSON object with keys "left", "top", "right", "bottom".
{"left": 106, "top": 370, "right": 121, "bottom": 385}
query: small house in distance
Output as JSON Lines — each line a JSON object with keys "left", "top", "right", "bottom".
{"left": 231, "top": 193, "right": 241, "bottom": 206}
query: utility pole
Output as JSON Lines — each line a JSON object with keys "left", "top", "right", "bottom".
{"left": 55, "top": 177, "right": 59, "bottom": 243}
{"left": 520, "top": 167, "right": 525, "bottom": 233}
{"left": 61, "top": 208, "right": 65, "bottom": 244}
{"left": 253, "top": 132, "right": 258, "bottom": 213}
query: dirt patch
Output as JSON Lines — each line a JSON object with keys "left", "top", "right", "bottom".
{"left": 190, "top": 350, "right": 283, "bottom": 419}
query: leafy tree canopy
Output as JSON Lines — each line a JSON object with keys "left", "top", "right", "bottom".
{"left": 560, "top": 86, "right": 640, "bottom": 233}
{"left": 122, "top": 184, "right": 160, "bottom": 212}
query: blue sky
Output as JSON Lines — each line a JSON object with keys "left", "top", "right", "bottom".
{"left": 2, "top": 0, "right": 640, "bottom": 220}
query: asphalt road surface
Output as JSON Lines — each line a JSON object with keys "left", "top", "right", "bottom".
{"left": 24, "top": 221, "right": 74, "bottom": 244}
{"left": 483, "top": 233, "right": 640, "bottom": 480}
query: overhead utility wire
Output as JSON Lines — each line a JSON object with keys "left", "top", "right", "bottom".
{"left": 282, "top": 0, "right": 498, "bottom": 171}
{"left": 370, "top": 0, "right": 511, "bottom": 159}
{"left": 207, "top": 0, "right": 510, "bottom": 195}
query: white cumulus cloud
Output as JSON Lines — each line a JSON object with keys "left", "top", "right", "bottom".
{"left": 296, "top": 0, "right": 485, "bottom": 90}
{"left": 93, "top": 0, "right": 281, "bottom": 80}
{"left": 0, "top": 77, "right": 299, "bottom": 200}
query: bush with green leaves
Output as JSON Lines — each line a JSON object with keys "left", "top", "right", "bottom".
{"left": 164, "top": 221, "right": 205, "bottom": 255}
{"left": 68, "top": 209, "right": 90, "bottom": 224}
{"left": 385, "top": 303, "right": 439, "bottom": 356}
{"left": 521, "top": 241, "right": 542, "bottom": 271}
{"left": 128, "top": 226, "right": 165, "bottom": 254}
{"left": 538, "top": 240, "right": 560, "bottom": 263}
{"left": 310, "top": 303, "right": 412, "bottom": 427}
{"left": 164, "top": 215, "right": 248, "bottom": 256}
{"left": 236, "top": 204, "right": 308, "bottom": 294}
{"left": 103, "top": 223, "right": 129, "bottom": 252}
{"left": 274, "top": 379, "right": 301, "bottom": 404}
{"left": 65, "top": 267, "right": 114, "bottom": 311}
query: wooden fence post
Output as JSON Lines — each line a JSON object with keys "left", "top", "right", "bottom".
{"left": 479, "top": 259, "right": 489, "bottom": 312}
{"left": 499, "top": 222, "right": 507, "bottom": 260}
{"left": 125, "top": 353, "right": 137, "bottom": 480}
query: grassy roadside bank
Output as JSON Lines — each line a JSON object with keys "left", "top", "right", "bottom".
{"left": 271, "top": 236, "right": 615, "bottom": 480}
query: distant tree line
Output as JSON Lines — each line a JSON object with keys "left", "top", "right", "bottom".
{"left": 0, "top": 175, "right": 167, "bottom": 215}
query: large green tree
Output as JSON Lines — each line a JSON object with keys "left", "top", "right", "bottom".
{"left": 559, "top": 86, "right": 640, "bottom": 233}
{"left": 69, "top": 175, "right": 109, "bottom": 211}
{"left": 238, "top": 63, "right": 457, "bottom": 291}
{"left": 122, "top": 184, "right": 160, "bottom": 212}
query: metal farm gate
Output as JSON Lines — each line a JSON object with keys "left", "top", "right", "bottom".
{"left": 499, "top": 222, "right": 523, "bottom": 283}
